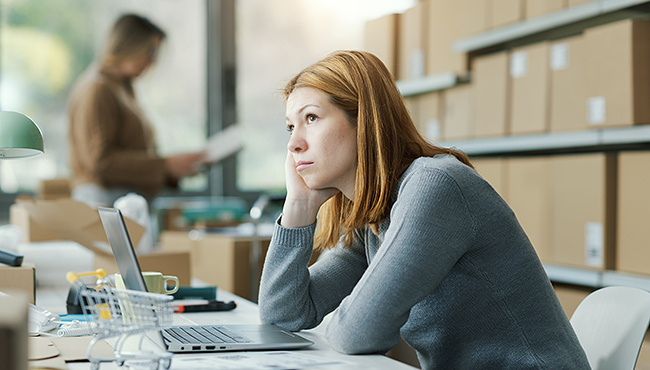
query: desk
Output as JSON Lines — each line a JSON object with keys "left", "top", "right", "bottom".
{"left": 39, "top": 287, "right": 416, "bottom": 369}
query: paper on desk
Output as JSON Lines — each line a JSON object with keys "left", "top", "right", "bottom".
{"left": 126, "top": 351, "right": 351, "bottom": 369}
{"left": 202, "top": 124, "right": 243, "bottom": 164}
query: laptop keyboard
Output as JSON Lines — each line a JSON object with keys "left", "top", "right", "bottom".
{"left": 164, "top": 326, "right": 251, "bottom": 344}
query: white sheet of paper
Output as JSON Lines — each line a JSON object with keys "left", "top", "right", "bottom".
{"left": 203, "top": 124, "right": 243, "bottom": 164}
{"left": 126, "top": 351, "right": 351, "bottom": 369}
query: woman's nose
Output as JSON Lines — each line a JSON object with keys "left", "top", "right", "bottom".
{"left": 287, "top": 130, "right": 305, "bottom": 153}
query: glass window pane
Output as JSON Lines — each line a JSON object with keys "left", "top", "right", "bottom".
{"left": 0, "top": 0, "right": 207, "bottom": 193}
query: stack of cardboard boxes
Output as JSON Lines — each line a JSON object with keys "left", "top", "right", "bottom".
{"left": 362, "top": 1, "right": 650, "bottom": 278}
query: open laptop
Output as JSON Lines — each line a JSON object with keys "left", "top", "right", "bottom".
{"left": 97, "top": 206, "right": 313, "bottom": 353}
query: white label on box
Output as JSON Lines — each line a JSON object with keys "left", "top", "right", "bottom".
{"left": 587, "top": 96, "right": 606, "bottom": 125}
{"left": 550, "top": 43, "right": 570, "bottom": 71}
{"left": 510, "top": 51, "right": 528, "bottom": 78}
{"left": 585, "top": 222, "right": 604, "bottom": 267}
{"left": 410, "top": 49, "right": 425, "bottom": 79}
{"left": 426, "top": 119, "right": 441, "bottom": 141}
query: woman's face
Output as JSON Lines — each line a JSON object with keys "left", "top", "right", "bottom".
{"left": 285, "top": 87, "right": 358, "bottom": 199}
{"left": 117, "top": 37, "right": 161, "bottom": 78}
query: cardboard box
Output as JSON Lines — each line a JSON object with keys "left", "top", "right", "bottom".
{"left": 38, "top": 179, "right": 70, "bottom": 201}
{"left": 10, "top": 204, "right": 62, "bottom": 243}
{"left": 0, "top": 263, "right": 35, "bottom": 304}
{"left": 461, "top": 0, "right": 491, "bottom": 37}
{"left": 471, "top": 157, "right": 509, "bottom": 200}
{"left": 473, "top": 51, "right": 510, "bottom": 137}
{"left": 491, "top": 0, "right": 524, "bottom": 29}
{"left": 567, "top": 0, "right": 592, "bottom": 6}
{"left": 11, "top": 198, "right": 145, "bottom": 255}
{"left": 363, "top": 13, "right": 399, "bottom": 77}
{"left": 160, "top": 230, "right": 271, "bottom": 301}
{"left": 549, "top": 35, "right": 588, "bottom": 132}
{"left": 416, "top": 91, "right": 443, "bottom": 142}
{"left": 506, "top": 156, "right": 553, "bottom": 261}
{"left": 583, "top": 19, "right": 650, "bottom": 127}
{"left": 427, "top": 0, "right": 467, "bottom": 76}
{"left": 553, "top": 283, "right": 593, "bottom": 318}
{"left": 398, "top": 1, "right": 428, "bottom": 80}
{"left": 0, "top": 295, "right": 28, "bottom": 370}
{"left": 442, "top": 84, "right": 474, "bottom": 141}
{"left": 525, "top": 0, "right": 565, "bottom": 19}
{"left": 94, "top": 250, "right": 191, "bottom": 286}
{"left": 550, "top": 153, "right": 617, "bottom": 270}
{"left": 510, "top": 42, "right": 551, "bottom": 135}
{"left": 617, "top": 151, "right": 650, "bottom": 276}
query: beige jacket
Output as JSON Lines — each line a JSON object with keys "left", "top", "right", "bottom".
{"left": 68, "top": 67, "right": 173, "bottom": 196}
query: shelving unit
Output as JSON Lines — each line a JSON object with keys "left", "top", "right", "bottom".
{"left": 392, "top": 0, "right": 650, "bottom": 291}
{"left": 441, "top": 125, "right": 650, "bottom": 156}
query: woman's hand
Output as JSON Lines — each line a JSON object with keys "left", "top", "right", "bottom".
{"left": 281, "top": 151, "right": 339, "bottom": 228}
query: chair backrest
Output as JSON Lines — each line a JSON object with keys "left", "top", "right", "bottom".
{"left": 570, "top": 286, "right": 650, "bottom": 370}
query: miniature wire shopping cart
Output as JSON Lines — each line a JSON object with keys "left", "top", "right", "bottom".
{"left": 66, "top": 269, "right": 174, "bottom": 370}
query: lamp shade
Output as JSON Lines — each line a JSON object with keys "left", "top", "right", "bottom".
{"left": 0, "top": 111, "right": 44, "bottom": 158}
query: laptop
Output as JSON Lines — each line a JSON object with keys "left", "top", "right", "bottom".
{"left": 97, "top": 206, "right": 313, "bottom": 353}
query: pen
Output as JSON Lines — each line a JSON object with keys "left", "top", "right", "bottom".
{"left": 173, "top": 300, "right": 236, "bottom": 313}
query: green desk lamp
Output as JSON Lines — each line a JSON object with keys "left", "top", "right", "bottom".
{"left": 0, "top": 111, "right": 44, "bottom": 266}
{"left": 0, "top": 111, "right": 44, "bottom": 158}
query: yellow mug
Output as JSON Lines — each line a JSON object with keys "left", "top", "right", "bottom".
{"left": 115, "top": 271, "right": 179, "bottom": 295}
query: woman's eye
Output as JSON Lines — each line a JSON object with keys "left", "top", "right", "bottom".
{"left": 286, "top": 125, "right": 294, "bottom": 134}
{"left": 306, "top": 114, "right": 317, "bottom": 123}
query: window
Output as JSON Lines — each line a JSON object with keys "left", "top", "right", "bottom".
{"left": 0, "top": 0, "right": 207, "bottom": 194}
{"left": 235, "top": 0, "right": 416, "bottom": 191}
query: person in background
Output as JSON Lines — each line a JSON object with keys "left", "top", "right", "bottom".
{"left": 68, "top": 13, "right": 204, "bottom": 207}
{"left": 258, "top": 50, "right": 590, "bottom": 369}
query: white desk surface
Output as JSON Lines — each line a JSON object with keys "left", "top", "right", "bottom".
{"left": 39, "top": 287, "right": 415, "bottom": 369}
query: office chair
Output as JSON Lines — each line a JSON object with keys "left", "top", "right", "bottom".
{"left": 569, "top": 286, "right": 650, "bottom": 370}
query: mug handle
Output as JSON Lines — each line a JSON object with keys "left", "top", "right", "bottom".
{"left": 162, "top": 275, "right": 180, "bottom": 294}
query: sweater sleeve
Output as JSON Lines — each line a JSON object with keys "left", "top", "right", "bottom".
{"left": 258, "top": 219, "right": 369, "bottom": 331}
{"left": 324, "top": 168, "right": 477, "bottom": 355}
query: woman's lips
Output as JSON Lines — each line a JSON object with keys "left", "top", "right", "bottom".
{"left": 295, "top": 161, "right": 314, "bottom": 172}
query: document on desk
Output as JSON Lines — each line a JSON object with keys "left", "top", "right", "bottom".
{"left": 126, "top": 351, "right": 351, "bottom": 369}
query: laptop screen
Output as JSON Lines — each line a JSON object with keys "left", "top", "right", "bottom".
{"left": 98, "top": 206, "right": 148, "bottom": 292}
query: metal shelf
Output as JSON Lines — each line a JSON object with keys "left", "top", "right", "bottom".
{"left": 396, "top": 73, "right": 457, "bottom": 97}
{"left": 440, "top": 125, "right": 650, "bottom": 156}
{"left": 453, "top": 0, "right": 650, "bottom": 53}
{"left": 544, "top": 264, "right": 650, "bottom": 291}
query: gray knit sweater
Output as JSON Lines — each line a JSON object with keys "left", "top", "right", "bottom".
{"left": 259, "top": 155, "right": 590, "bottom": 369}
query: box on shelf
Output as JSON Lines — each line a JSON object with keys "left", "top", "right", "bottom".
{"left": 549, "top": 34, "right": 588, "bottom": 132}
{"left": 470, "top": 157, "right": 509, "bottom": 200}
{"left": 525, "top": 0, "right": 565, "bottom": 20}
{"left": 427, "top": 0, "right": 467, "bottom": 76}
{"left": 506, "top": 156, "right": 553, "bottom": 262}
{"left": 617, "top": 151, "right": 650, "bottom": 276}
{"left": 472, "top": 51, "right": 510, "bottom": 138}
{"left": 549, "top": 153, "right": 617, "bottom": 270}
{"left": 363, "top": 13, "right": 399, "bottom": 77}
{"left": 442, "top": 84, "right": 474, "bottom": 141}
{"left": 415, "top": 91, "right": 443, "bottom": 142}
{"left": 397, "top": 1, "right": 428, "bottom": 80}
{"left": 461, "top": 0, "right": 491, "bottom": 37}
{"left": 0, "top": 263, "right": 35, "bottom": 304}
{"left": 583, "top": 19, "right": 650, "bottom": 127}
{"left": 509, "top": 42, "right": 550, "bottom": 135}
{"left": 491, "top": 0, "right": 525, "bottom": 29}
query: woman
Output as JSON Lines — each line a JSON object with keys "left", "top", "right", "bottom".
{"left": 258, "top": 51, "right": 590, "bottom": 369}
{"left": 68, "top": 14, "right": 203, "bottom": 206}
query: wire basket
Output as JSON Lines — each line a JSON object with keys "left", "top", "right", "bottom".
{"left": 67, "top": 270, "right": 174, "bottom": 370}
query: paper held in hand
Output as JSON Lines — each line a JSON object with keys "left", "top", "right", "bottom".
{"left": 203, "top": 124, "right": 243, "bottom": 164}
